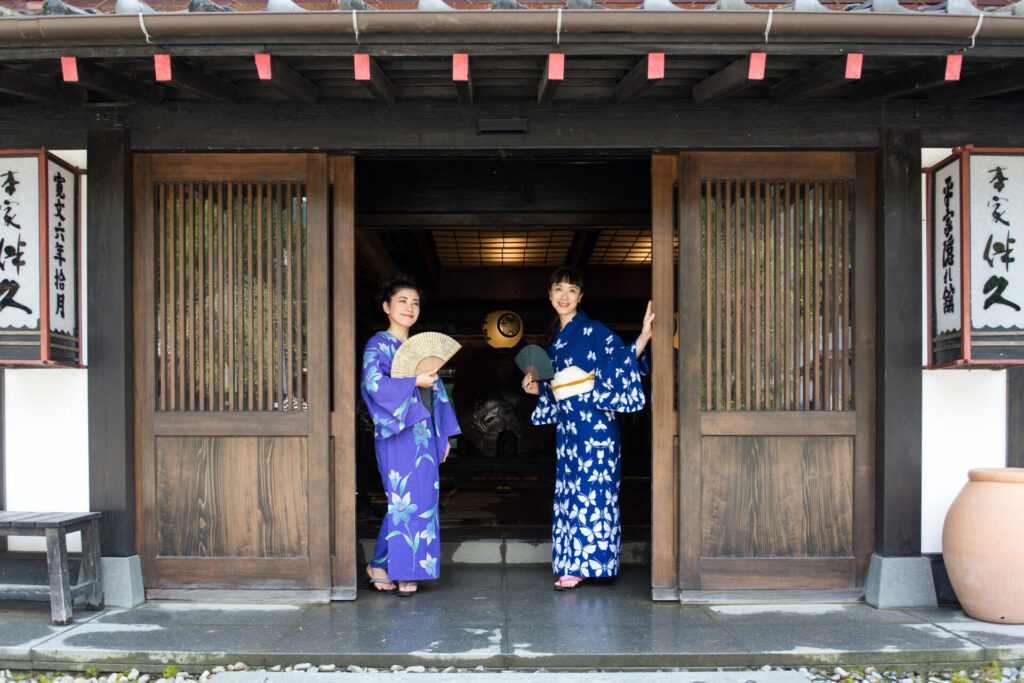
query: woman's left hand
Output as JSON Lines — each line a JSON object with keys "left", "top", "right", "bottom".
{"left": 635, "top": 300, "right": 654, "bottom": 357}
{"left": 442, "top": 442, "right": 451, "bottom": 463}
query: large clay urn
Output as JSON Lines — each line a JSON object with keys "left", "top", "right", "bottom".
{"left": 942, "top": 467, "right": 1024, "bottom": 623}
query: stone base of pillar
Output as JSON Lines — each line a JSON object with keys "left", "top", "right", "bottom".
{"left": 101, "top": 555, "right": 145, "bottom": 608}
{"left": 865, "top": 553, "right": 937, "bottom": 608}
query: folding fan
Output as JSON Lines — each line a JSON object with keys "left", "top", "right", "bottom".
{"left": 514, "top": 344, "right": 554, "bottom": 382}
{"left": 391, "top": 332, "right": 462, "bottom": 378}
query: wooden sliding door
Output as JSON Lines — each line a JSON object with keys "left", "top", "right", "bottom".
{"left": 678, "top": 152, "right": 876, "bottom": 596}
{"left": 134, "top": 154, "right": 330, "bottom": 598}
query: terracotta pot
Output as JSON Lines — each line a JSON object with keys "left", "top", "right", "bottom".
{"left": 942, "top": 467, "right": 1024, "bottom": 623}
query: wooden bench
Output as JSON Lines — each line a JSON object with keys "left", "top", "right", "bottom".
{"left": 0, "top": 512, "right": 104, "bottom": 625}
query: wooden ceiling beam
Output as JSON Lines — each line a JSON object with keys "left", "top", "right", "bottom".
{"left": 453, "top": 53, "right": 473, "bottom": 105}
{"left": 930, "top": 62, "right": 1024, "bottom": 101}
{"left": 564, "top": 231, "right": 601, "bottom": 270}
{"left": 154, "top": 55, "right": 239, "bottom": 104}
{"left": 613, "top": 53, "right": 664, "bottom": 104}
{"left": 771, "top": 54, "right": 862, "bottom": 100}
{"left": 61, "top": 57, "right": 162, "bottom": 103}
{"left": 356, "top": 212, "right": 651, "bottom": 228}
{"left": 412, "top": 229, "right": 441, "bottom": 291}
{"left": 355, "top": 229, "right": 398, "bottom": 282}
{"left": 692, "top": 53, "right": 765, "bottom": 104}
{"left": 849, "top": 56, "right": 960, "bottom": 100}
{"left": 254, "top": 53, "right": 317, "bottom": 105}
{"left": 354, "top": 53, "right": 395, "bottom": 104}
{"left": 0, "top": 65, "right": 83, "bottom": 104}
{"left": 537, "top": 53, "right": 564, "bottom": 105}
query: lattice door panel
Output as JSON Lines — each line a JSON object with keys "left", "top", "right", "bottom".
{"left": 702, "top": 179, "right": 855, "bottom": 412}
{"left": 153, "top": 181, "right": 307, "bottom": 413}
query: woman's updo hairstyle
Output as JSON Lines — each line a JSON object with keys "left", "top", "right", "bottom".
{"left": 546, "top": 266, "right": 584, "bottom": 294}
{"left": 377, "top": 273, "right": 423, "bottom": 307}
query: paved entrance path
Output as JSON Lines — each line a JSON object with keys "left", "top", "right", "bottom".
{"left": 2, "top": 567, "right": 1023, "bottom": 671}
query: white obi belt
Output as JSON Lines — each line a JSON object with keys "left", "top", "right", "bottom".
{"left": 550, "top": 365, "right": 596, "bottom": 402}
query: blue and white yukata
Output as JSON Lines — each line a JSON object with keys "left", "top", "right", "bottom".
{"left": 531, "top": 312, "right": 649, "bottom": 578}
{"left": 361, "top": 331, "right": 461, "bottom": 582}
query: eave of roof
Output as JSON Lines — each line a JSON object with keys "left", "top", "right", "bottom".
{"left": 1, "top": 10, "right": 1022, "bottom": 47}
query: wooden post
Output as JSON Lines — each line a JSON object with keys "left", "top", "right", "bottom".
{"left": 44, "top": 527, "right": 73, "bottom": 625}
{"left": 87, "top": 129, "right": 136, "bottom": 558}
{"left": 331, "top": 155, "right": 357, "bottom": 599}
{"left": 650, "top": 155, "right": 678, "bottom": 600}
{"left": 1009, "top": 368, "right": 1024, "bottom": 468}
{"left": 875, "top": 129, "right": 922, "bottom": 557}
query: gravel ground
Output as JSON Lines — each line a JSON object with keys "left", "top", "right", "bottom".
{"left": 1, "top": 663, "right": 1023, "bottom": 682}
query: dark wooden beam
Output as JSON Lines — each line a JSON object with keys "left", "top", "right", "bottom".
{"left": 412, "top": 229, "right": 441, "bottom": 291}
{"left": 0, "top": 65, "right": 84, "bottom": 105}
{"left": 850, "top": 57, "right": 959, "bottom": 101}
{"left": 613, "top": 53, "right": 664, "bottom": 104}
{"left": 930, "top": 62, "right": 1024, "bottom": 102}
{"left": 771, "top": 54, "right": 861, "bottom": 101}
{"left": 1009, "top": 368, "right": 1024, "bottom": 468}
{"left": 357, "top": 212, "right": 649, "bottom": 229}
{"left": 692, "top": 54, "right": 763, "bottom": 104}
{"left": 64, "top": 58, "right": 162, "bottom": 104}
{"left": 875, "top": 129, "right": 922, "bottom": 556}
{"left": 537, "top": 53, "right": 564, "bottom": 105}
{"left": 564, "top": 230, "right": 600, "bottom": 269}
{"left": 87, "top": 128, "right": 137, "bottom": 557}
{"left": 255, "top": 54, "right": 317, "bottom": 105}
{"left": 11, "top": 99, "right": 1024, "bottom": 153}
{"left": 355, "top": 229, "right": 398, "bottom": 281}
{"left": 453, "top": 53, "right": 473, "bottom": 105}
{"left": 354, "top": 53, "right": 395, "bottom": 105}
{"left": 154, "top": 55, "right": 239, "bottom": 105}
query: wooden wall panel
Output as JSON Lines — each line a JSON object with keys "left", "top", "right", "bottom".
{"left": 155, "top": 436, "right": 308, "bottom": 558}
{"left": 699, "top": 436, "right": 853, "bottom": 558}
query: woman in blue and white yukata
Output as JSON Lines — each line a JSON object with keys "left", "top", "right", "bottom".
{"left": 522, "top": 267, "right": 654, "bottom": 591}
{"left": 361, "top": 275, "right": 461, "bottom": 597}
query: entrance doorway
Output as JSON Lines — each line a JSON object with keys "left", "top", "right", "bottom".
{"left": 347, "top": 157, "right": 657, "bottom": 562}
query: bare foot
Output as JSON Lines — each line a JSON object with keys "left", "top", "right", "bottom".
{"left": 365, "top": 564, "right": 396, "bottom": 593}
{"left": 397, "top": 581, "right": 418, "bottom": 596}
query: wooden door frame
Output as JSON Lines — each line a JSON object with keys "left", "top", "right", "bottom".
{"left": 330, "top": 156, "right": 357, "bottom": 599}
{"left": 132, "top": 153, "right": 332, "bottom": 599}
{"left": 674, "top": 151, "right": 877, "bottom": 596}
{"left": 651, "top": 155, "right": 679, "bottom": 600}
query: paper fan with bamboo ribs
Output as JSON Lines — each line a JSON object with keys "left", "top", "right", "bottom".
{"left": 514, "top": 344, "right": 554, "bottom": 381}
{"left": 391, "top": 332, "right": 462, "bottom": 378}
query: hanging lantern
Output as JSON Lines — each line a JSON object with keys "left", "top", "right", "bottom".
{"left": 482, "top": 310, "right": 523, "bottom": 349}
{"left": 925, "top": 146, "right": 1024, "bottom": 368}
{"left": 0, "top": 149, "right": 84, "bottom": 367}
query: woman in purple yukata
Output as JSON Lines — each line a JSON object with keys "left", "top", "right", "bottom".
{"left": 361, "top": 275, "right": 461, "bottom": 597}
{"left": 522, "top": 267, "right": 654, "bottom": 591}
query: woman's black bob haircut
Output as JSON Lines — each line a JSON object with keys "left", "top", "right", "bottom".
{"left": 377, "top": 274, "right": 423, "bottom": 307}
{"left": 546, "top": 266, "right": 584, "bottom": 292}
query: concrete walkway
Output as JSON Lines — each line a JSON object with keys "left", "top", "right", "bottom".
{"left": 2, "top": 567, "right": 1023, "bottom": 672}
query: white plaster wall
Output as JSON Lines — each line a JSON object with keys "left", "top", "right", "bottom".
{"left": 3, "top": 149, "right": 89, "bottom": 553}
{"left": 920, "top": 148, "right": 1007, "bottom": 555}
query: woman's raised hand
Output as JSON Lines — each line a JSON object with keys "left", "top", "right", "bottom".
{"left": 635, "top": 300, "right": 655, "bottom": 358}
{"left": 415, "top": 369, "right": 439, "bottom": 388}
{"left": 522, "top": 371, "right": 539, "bottom": 395}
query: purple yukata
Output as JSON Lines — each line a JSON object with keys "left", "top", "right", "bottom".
{"left": 361, "top": 331, "right": 461, "bottom": 582}
{"left": 531, "top": 313, "right": 649, "bottom": 578}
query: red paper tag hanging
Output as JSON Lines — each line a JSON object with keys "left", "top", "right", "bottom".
{"left": 845, "top": 53, "right": 863, "bottom": 80}
{"left": 748, "top": 52, "right": 766, "bottom": 80}
{"left": 61, "top": 57, "right": 78, "bottom": 82}
{"left": 255, "top": 54, "right": 272, "bottom": 80}
{"left": 154, "top": 55, "right": 172, "bottom": 82}
{"left": 354, "top": 54, "right": 371, "bottom": 81}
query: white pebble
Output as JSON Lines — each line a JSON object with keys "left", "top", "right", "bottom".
{"left": 390, "top": 665, "right": 404, "bottom": 672}
{"left": 318, "top": 665, "right": 335, "bottom": 673}
{"left": 837, "top": 669, "right": 850, "bottom": 678}
{"left": 406, "top": 666, "right": 426, "bottom": 674}
{"left": 210, "top": 669, "right": 225, "bottom": 675}
{"left": 293, "top": 664, "right": 311, "bottom": 672}
{"left": 346, "top": 666, "right": 362, "bottom": 674}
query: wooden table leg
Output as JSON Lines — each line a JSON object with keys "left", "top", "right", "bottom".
{"left": 44, "top": 527, "right": 73, "bottom": 625}
{"left": 81, "top": 518, "right": 105, "bottom": 610}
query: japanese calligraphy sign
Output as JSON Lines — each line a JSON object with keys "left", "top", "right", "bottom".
{"left": 0, "top": 149, "right": 83, "bottom": 367}
{"left": 926, "top": 146, "right": 1024, "bottom": 368}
